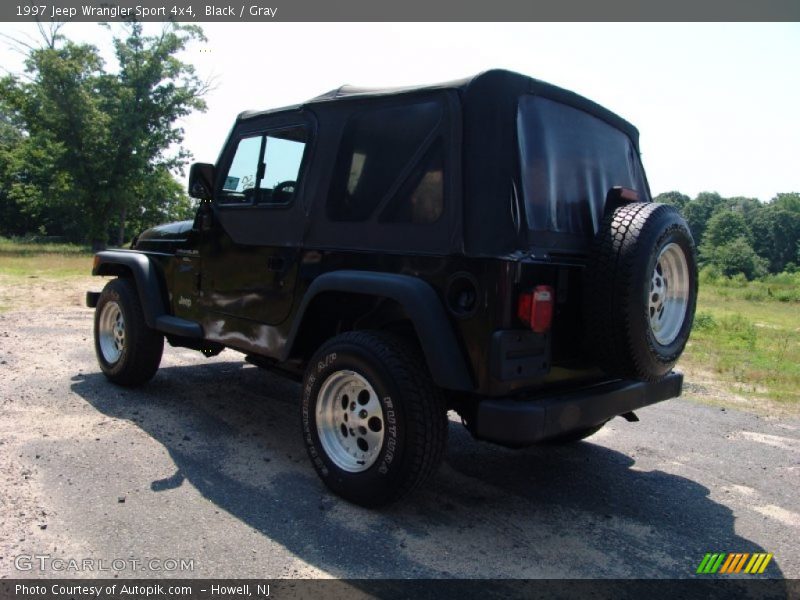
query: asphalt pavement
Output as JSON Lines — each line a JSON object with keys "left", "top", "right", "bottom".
{"left": 1, "top": 308, "right": 798, "bottom": 581}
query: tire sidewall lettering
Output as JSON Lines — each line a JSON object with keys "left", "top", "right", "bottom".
{"left": 377, "top": 396, "right": 397, "bottom": 474}
{"left": 316, "top": 352, "right": 336, "bottom": 373}
{"left": 301, "top": 370, "right": 328, "bottom": 477}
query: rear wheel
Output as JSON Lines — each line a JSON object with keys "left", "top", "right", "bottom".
{"left": 584, "top": 202, "right": 698, "bottom": 381}
{"left": 301, "top": 331, "right": 447, "bottom": 507}
{"left": 94, "top": 278, "right": 163, "bottom": 387}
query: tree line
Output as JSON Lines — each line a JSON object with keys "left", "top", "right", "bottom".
{"left": 0, "top": 23, "right": 208, "bottom": 250}
{"left": 654, "top": 191, "right": 800, "bottom": 279}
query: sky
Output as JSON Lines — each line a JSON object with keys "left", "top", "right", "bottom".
{"left": 1, "top": 22, "right": 798, "bottom": 202}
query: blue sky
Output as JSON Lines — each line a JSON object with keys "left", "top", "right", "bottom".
{"left": 1, "top": 22, "right": 798, "bottom": 201}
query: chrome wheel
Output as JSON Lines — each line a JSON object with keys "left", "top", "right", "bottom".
{"left": 315, "top": 370, "right": 385, "bottom": 473}
{"left": 98, "top": 300, "right": 126, "bottom": 364}
{"left": 649, "top": 242, "right": 690, "bottom": 345}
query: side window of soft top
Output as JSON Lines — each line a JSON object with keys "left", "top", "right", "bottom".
{"left": 219, "top": 125, "right": 308, "bottom": 206}
{"left": 327, "top": 100, "right": 445, "bottom": 224}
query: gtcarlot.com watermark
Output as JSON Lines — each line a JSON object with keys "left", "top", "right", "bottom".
{"left": 14, "top": 554, "right": 194, "bottom": 573}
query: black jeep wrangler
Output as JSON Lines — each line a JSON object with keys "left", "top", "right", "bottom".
{"left": 87, "top": 69, "right": 698, "bottom": 507}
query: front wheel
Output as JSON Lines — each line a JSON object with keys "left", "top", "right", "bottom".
{"left": 301, "top": 331, "right": 447, "bottom": 507}
{"left": 94, "top": 278, "right": 163, "bottom": 387}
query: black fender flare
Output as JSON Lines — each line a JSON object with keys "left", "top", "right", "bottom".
{"left": 92, "top": 250, "right": 203, "bottom": 339}
{"left": 92, "top": 250, "right": 166, "bottom": 328}
{"left": 282, "top": 270, "right": 474, "bottom": 392}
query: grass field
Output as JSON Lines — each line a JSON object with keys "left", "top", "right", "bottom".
{"left": 1, "top": 238, "right": 798, "bottom": 412}
{"left": 679, "top": 271, "right": 800, "bottom": 409}
{"left": 0, "top": 237, "right": 95, "bottom": 312}
{"left": 0, "top": 237, "right": 93, "bottom": 278}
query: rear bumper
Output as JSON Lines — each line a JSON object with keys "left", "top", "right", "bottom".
{"left": 473, "top": 371, "right": 683, "bottom": 447}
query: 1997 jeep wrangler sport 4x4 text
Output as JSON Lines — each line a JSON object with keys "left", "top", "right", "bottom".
{"left": 88, "top": 70, "right": 698, "bottom": 507}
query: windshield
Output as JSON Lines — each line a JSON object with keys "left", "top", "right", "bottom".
{"left": 517, "top": 95, "right": 649, "bottom": 237}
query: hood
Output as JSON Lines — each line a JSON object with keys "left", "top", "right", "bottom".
{"left": 133, "top": 220, "right": 193, "bottom": 252}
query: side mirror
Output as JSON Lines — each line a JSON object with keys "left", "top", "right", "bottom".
{"left": 188, "top": 162, "right": 215, "bottom": 200}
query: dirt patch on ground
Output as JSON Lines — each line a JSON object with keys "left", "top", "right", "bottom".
{"left": 0, "top": 274, "right": 102, "bottom": 313}
{"left": 678, "top": 362, "right": 795, "bottom": 418}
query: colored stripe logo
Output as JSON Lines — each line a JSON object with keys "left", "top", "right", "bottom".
{"left": 696, "top": 553, "right": 773, "bottom": 574}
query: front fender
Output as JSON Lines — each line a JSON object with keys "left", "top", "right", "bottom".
{"left": 92, "top": 250, "right": 167, "bottom": 329}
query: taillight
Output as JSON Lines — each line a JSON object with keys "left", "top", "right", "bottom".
{"left": 517, "top": 285, "right": 554, "bottom": 333}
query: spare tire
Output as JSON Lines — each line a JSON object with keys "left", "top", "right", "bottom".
{"left": 584, "top": 202, "right": 698, "bottom": 381}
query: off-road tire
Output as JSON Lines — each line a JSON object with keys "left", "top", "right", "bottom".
{"left": 94, "top": 277, "right": 164, "bottom": 387}
{"left": 584, "top": 202, "right": 698, "bottom": 381}
{"left": 301, "top": 331, "right": 448, "bottom": 507}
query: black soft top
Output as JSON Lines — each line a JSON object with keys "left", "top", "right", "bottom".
{"left": 236, "top": 70, "right": 647, "bottom": 257}
{"left": 239, "top": 69, "right": 640, "bottom": 152}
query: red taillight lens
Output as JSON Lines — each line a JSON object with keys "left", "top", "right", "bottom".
{"left": 517, "top": 285, "right": 554, "bottom": 333}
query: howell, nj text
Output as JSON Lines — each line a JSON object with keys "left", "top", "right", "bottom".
{"left": 207, "top": 584, "right": 270, "bottom": 597}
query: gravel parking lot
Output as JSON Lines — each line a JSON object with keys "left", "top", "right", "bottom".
{"left": 1, "top": 301, "right": 798, "bottom": 581}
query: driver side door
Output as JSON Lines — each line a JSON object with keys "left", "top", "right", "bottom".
{"left": 199, "top": 115, "right": 311, "bottom": 333}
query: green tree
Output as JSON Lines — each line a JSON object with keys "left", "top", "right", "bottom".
{"left": 108, "top": 165, "right": 195, "bottom": 244}
{"left": 682, "top": 191, "right": 725, "bottom": 244}
{"left": 654, "top": 190, "right": 690, "bottom": 210}
{"left": 700, "top": 209, "right": 767, "bottom": 279}
{"left": 723, "top": 196, "right": 761, "bottom": 219}
{"left": 0, "top": 113, "right": 27, "bottom": 235}
{"left": 0, "top": 102, "right": 77, "bottom": 238}
{"left": 701, "top": 209, "right": 752, "bottom": 250}
{"left": 772, "top": 192, "right": 800, "bottom": 213}
{"left": 750, "top": 205, "right": 800, "bottom": 273}
{"left": 708, "top": 237, "right": 768, "bottom": 280}
{"left": 0, "top": 23, "right": 207, "bottom": 248}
